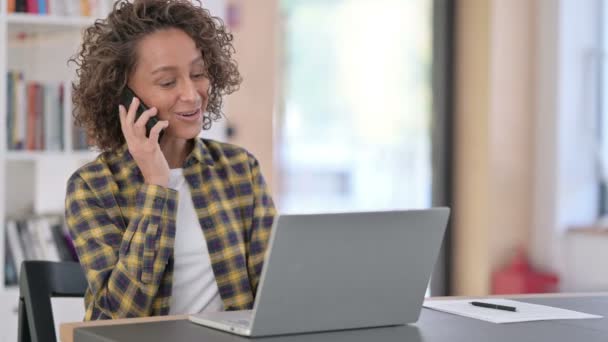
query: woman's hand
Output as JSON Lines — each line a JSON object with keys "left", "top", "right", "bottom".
{"left": 118, "top": 97, "right": 170, "bottom": 187}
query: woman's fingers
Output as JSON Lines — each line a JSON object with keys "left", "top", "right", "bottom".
{"left": 148, "top": 120, "right": 169, "bottom": 143}
{"left": 133, "top": 107, "right": 158, "bottom": 137}
{"left": 125, "top": 97, "right": 139, "bottom": 127}
{"left": 119, "top": 95, "right": 165, "bottom": 146}
{"left": 118, "top": 104, "right": 127, "bottom": 134}
{"left": 117, "top": 94, "right": 170, "bottom": 187}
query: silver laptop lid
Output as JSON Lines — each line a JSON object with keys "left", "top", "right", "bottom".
{"left": 249, "top": 208, "right": 450, "bottom": 336}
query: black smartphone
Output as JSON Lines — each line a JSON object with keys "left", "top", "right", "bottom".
{"left": 120, "top": 87, "right": 159, "bottom": 138}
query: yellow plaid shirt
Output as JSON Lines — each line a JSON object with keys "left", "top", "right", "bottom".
{"left": 65, "top": 138, "right": 276, "bottom": 320}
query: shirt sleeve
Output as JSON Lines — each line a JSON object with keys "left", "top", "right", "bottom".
{"left": 65, "top": 173, "right": 178, "bottom": 319}
{"left": 244, "top": 154, "right": 277, "bottom": 295}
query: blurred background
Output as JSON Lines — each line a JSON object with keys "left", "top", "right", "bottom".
{"left": 1, "top": 0, "right": 608, "bottom": 340}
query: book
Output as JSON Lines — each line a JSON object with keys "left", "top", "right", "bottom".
{"left": 16, "top": 220, "right": 34, "bottom": 260}
{"left": 43, "top": 83, "right": 62, "bottom": 150}
{"left": 11, "top": 0, "right": 109, "bottom": 16}
{"left": 6, "top": 74, "right": 67, "bottom": 151}
{"left": 26, "top": 218, "right": 45, "bottom": 259}
{"left": 26, "top": 0, "right": 38, "bottom": 14}
{"left": 6, "top": 73, "right": 14, "bottom": 149}
{"left": 51, "top": 221, "right": 73, "bottom": 262}
{"left": 80, "top": 0, "right": 91, "bottom": 16}
{"left": 4, "top": 237, "right": 18, "bottom": 286}
{"left": 4, "top": 215, "right": 78, "bottom": 284}
{"left": 26, "top": 82, "right": 37, "bottom": 150}
{"left": 14, "top": 72, "right": 26, "bottom": 150}
{"left": 38, "top": 0, "right": 48, "bottom": 14}
{"left": 6, "top": 220, "right": 25, "bottom": 275}
{"left": 48, "top": 0, "right": 65, "bottom": 16}
{"left": 35, "top": 217, "right": 61, "bottom": 262}
{"left": 35, "top": 83, "right": 44, "bottom": 150}
{"left": 8, "top": 0, "right": 17, "bottom": 13}
{"left": 15, "top": 0, "right": 27, "bottom": 13}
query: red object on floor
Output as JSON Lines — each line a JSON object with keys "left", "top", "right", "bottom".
{"left": 491, "top": 250, "right": 559, "bottom": 294}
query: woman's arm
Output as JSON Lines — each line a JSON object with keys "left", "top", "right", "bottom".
{"left": 65, "top": 173, "right": 178, "bottom": 319}
{"left": 244, "top": 154, "right": 277, "bottom": 295}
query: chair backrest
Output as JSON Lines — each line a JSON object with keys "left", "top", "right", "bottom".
{"left": 18, "top": 261, "right": 88, "bottom": 342}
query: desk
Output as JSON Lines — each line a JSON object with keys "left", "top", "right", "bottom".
{"left": 61, "top": 294, "right": 608, "bottom": 342}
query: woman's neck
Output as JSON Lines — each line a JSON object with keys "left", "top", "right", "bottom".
{"left": 159, "top": 137, "right": 194, "bottom": 169}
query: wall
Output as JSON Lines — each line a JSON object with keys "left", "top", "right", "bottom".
{"left": 453, "top": 0, "right": 535, "bottom": 295}
{"left": 532, "top": 0, "right": 601, "bottom": 281}
{"left": 225, "top": 0, "right": 279, "bottom": 194}
{"left": 214, "top": 0, "right": 600, "bottom": 295}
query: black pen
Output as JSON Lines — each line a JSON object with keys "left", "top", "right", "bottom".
{"left": 470, "top": 301, "right": 517, "bottom": 312}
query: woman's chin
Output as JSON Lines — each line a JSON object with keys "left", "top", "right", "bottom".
{"left": 162, "top": 127, "right": 202, "bottom": 141}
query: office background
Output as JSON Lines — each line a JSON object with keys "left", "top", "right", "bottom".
{"left": 1, "top": 0, "right": 608, "bottom": 341}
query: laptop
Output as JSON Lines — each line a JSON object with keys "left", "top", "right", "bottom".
{"left": 189, "top": 208, "right": 450, "bottom": 337}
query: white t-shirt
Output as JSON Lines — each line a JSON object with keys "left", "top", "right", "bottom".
{"left": 168, "top": 168, "right": 224, "bottom": 315}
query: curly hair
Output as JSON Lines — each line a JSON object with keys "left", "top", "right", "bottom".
{"left": 68, "top": 0, "right": 242, "bottom": 152}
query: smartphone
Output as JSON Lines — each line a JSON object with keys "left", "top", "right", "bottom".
{"left": 120, "top": 87, "right": 160, "bottom": 138}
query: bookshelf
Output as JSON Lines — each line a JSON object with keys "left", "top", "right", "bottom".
{"left": 0, "top": 1, "right": 229, "bottom": 340}
{"left": 7, "top": 12, "right": 95, "bottom": 28}
{"left": 6, "top": 150, "right": 97, "bottom": 161}
{"left": 0, "top": 0, "right": 227, "bottom": 342}
{"left": 0, "top": 1, "right": 114, "bottom": 340}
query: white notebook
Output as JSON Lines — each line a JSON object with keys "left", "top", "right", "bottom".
{"left": 423, "top": 298, "right": 602, "bottom": 324}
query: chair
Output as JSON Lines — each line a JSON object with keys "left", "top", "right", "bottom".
{"left": 18, "top": 261, "right": 88, "bottom": 342}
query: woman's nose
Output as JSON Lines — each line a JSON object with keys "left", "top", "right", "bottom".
{"left": 179, "top": 79, "right": 200, "bottom": 103}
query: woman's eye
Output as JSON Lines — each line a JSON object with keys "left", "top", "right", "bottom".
{"left": 160, "top": 81, "right": 175, "bottom": 87}
{"left": 192, "top": 73, "right": 206, "bottom": 79}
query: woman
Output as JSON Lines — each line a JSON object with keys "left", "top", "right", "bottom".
{"left": 65, "top": 0, "right": 276, "bottom": 320}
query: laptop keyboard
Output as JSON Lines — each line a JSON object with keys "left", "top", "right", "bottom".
{"left": 220, "top": 318, "right": 251, "bottom": 327}
{"left": 217, "top": 310, "right": 253, "bottom": 327}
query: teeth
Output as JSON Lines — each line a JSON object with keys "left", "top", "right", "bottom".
{"left": 178, "top": 110, "right": 197, "bottom": 116}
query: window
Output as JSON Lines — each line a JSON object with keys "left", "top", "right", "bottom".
{"left": 277, "top": 0, "right": 434, "bottom": 213}
{"left": 600, "top": 0, "right": 608, "bottom": 216}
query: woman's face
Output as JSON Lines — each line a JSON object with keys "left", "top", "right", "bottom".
{"left": 128, "top": 28, "right": 210, "bottom": 140}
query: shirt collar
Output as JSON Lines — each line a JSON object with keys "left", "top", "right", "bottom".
{"left": 185, "top": 137, "right": 215, "bottom": 167}
{"left": 114, "top": 138, "right": 215, "bottom": 171}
